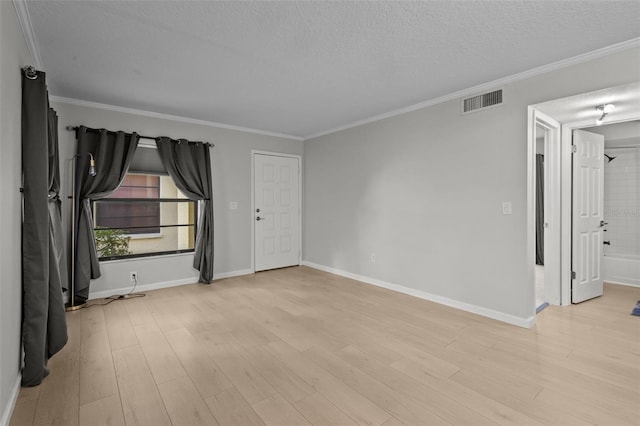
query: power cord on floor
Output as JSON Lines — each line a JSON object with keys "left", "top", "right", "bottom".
{"left": 105, "top": 274, "right": 146, "bottom": 301}
{"left": 75, "top": 275, "right": 146, "bottom": 309}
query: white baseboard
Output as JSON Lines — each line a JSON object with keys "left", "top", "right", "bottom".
{"left": 214, "top": 269, "right": 254, "bottom": 280}
{"left": 1, "top": 374, "right": 21, "bottom": 426}
{"left": 88, "top": 269, "right": 254, "bottom": 300}
{"left": 605, "top": 280, "right": 640, "bottom": 288}
{"left": 302, "top": 261, "right": 535, "bottom": 328}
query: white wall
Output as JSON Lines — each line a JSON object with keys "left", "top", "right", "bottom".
{"left": 0, "top": 2, "right": 34, "bottom": 424}
{"left": 303, "top": 47, "right": 640, "bottom": 326}
{"left": 52, "top": 101, "right": 303, "bottom": 298}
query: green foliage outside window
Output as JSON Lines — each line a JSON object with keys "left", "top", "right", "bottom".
{"left": 95, "top": 228, "right": 132, "bottom": 257}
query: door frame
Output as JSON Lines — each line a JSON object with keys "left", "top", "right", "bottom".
{"left": 251, "top": 150, "right": 302, "bottom": 272}
{"left": 528, "top": 107, "right": 640, "bottom": 312}
{"left": 527, "top": 108, "right": 562, "bottom": 309}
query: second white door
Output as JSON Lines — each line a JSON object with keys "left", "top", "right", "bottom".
{"left": 572, "top": 130, "right": 605, "bottom": 303}
{"left": 254, "top": 154, "right": 300, "bottom": 272}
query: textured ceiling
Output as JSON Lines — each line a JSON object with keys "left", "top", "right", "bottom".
{"left": 26, "top": 1, "right": 640, "bottom": 138}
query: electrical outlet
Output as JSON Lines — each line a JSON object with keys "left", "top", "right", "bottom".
{"left": 370, "top": 253, "right": 376, "bottom": 262}
{"left": 502, "top": 201, "right": 512, "bottom": 215}
{"left": 129, "top": 271, "right": 137, "bottom": 282}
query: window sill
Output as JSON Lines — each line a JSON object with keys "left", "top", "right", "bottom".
{"left": 99, "top": 251, "right": 194, "bottom": 264}
{"left": 129, "top": 233, "right": 162, "bottom": 240}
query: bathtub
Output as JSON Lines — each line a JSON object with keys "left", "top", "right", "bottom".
{"left": 603, "top": 254, "right": 640, "bottom": 287}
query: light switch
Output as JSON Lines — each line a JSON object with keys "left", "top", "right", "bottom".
{"left": 502, "top": 201, "right": 512, "bottom": 215}
{"left": 229, "top": 201, "right": 238, "bottom": 210}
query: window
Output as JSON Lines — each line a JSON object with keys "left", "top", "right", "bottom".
{"left": 92, "top": 142, "right": 197, "bottom": 260}
{"left": 96, "top": 175, "right": 162, "bottom": 235}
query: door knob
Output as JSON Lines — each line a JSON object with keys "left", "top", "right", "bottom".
{"left": 603, "top": 241, "right": 611, "bottom": 245}
{"left": 600, "top": 220, "right": 608, "bottom": 227}
{"left": 256, "top": 216, "right": 262, "bottom": 221}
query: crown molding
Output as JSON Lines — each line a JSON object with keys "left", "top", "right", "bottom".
{"left": 304, "top": 38, "right": 640, "bottom": 140}
{"left": 49, "top": 96, "right": 304, "bottom": 141}
{"left": 12, "top": 0, "right": 43, "bottom": 70}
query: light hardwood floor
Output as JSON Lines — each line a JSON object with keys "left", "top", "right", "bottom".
{"left": 10, "top": 266, "right": 640, "bottom": 426}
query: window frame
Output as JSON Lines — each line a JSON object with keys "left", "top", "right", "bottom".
{"left": 93, "top": 181, "right": 198, "bottom": 261}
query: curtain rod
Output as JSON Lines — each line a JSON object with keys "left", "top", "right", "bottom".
{"left": 22, "top": 66, "right": 39, "bottom": 80}
{"left": 65, "top": 126, "right": 214, "bottom": 147}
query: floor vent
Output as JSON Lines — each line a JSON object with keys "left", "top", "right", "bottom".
{"left": 462, "top": 89, "right": 503, "bottom": 114}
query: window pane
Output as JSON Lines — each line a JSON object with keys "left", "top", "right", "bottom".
{"left": 93, "top": 173, "right": 196, "bottom": 259}
{"left": 94, "top": 200, "right": 195, "bottom": 259}
{"left": 111, "top": 174, "right": 160, "bottom": 199}
{"left": 95, "top": 201, "right": 160, "bottom": 234}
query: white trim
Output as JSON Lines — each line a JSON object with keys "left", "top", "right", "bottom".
{"left": 12, "top": 0, "right": 43, "bottom": 70}
{"left": 98, "top": 251, "right": 194, "bottom": 265}
{"left": 87, "top": 268, "right": 253, "bottom": 300}
{"left": 251, "top": 151, "right": 303, "bottom": 272}
{"left": 528, "top": 109, "right": 562, "bottom": 312}
{"left": 302, "top": 261, "right": 536, "bottom": 329}
{"left": 0, "top": 374, "right": 21, "bottom": 426}
{"left": 49, "top": 96, "right": 304, "bottom": 142}
{"left": 605, "top": 280, "right": 640, "bottom": 288}
{"left": 304, "top": 38, "right": 640, "bottom": 140}
{"left": 214, "top": 268, "right": 254, "bottom": 280}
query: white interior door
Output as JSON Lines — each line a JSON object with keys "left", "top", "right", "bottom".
{"left": 254, "top": 154, "right": 300, "bottom": 272}
{"left": 572, "top": 130, "right": 605, "bottom": 303}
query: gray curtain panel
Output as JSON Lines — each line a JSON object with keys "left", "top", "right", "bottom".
{"left": 21, "top": 70, "right": 68, "bottom": 387}
{"left": 536, "top": 154, "right": 544, "bottom": 265}
{"left": 156, "top": 137, "right": 214, "bottom": 283}
{"left": 73, "top": 128, "right": 138, "bottom": 304}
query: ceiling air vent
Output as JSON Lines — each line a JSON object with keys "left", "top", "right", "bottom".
{"left": 462, "top": 89, "right": 503, "bottom": 114}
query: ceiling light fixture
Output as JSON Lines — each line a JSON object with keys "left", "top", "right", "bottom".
{"left": 595, "top": 103, "right": 615, "bottom": 125}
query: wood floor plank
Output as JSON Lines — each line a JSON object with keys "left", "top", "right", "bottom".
{"left": 9, "top": 385, "right": 39, "bottom": 426}
{"left": 252, "top": 393, "right": 312, "bottom": 426}
{"left": 164, "top": 328, "right": 233, "bottom": 399}
{"left": 449, "top": 368, "right": 589, "bottom": 425}
{"left": 79, "top": 307, "right": 119, "bottom": 405}
{"left": 157, "top": 376, "right": 218, "bottom": 426}
{"left": 264, "top": 341, "right": 392, "bottom": 426}
{"left": 303, "top": 345, "right": 466, "bottom": 426}
{"left": 112, "top": 345, "right": 171, "bottom": 426}
{"left": 30, "top": 307, "right": 82, "bottom": 426}
{"left": 79, "top": 394, "right": 126, "bottom": 426}
{"left": 103, "top": 301, "right": 138, "bottom": 351}
{"left": 337, "top": 345, "right": 545, "bottom": 426}
{"left": 199, "top": 334, "right": 279, "bottom": 405}
{"left": 11, "top": 269, "right": 639, "bottom": 426}
{"left": 123, "top": 297, "right": 155, "bottom": 327}
{"left": 380, "top": 417, "right": 406, "bottom": 426}
{"left": 205, "top": 387, "right": 266, "bottom": 426}
{"left": 242, "top": 344, "right": 315, "bottom": 403}
{"left": 293, "top": 392, "right": 359, "bottom": 426}
{"left": 133, "top": 322, "right": 187, "bottom": 385}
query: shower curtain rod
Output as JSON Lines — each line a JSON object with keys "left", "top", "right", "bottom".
{"left": 65, "top": 125, "right": 214, "bottom": 147}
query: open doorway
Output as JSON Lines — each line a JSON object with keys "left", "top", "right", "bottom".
{"left": 528, "top": 82, "right": 640, "bottom": 315}
{"left": 534, "top": 124, "right": 549, "bottom": 312}
{"left": 528, "top": 110, "right": 561, "bottom": 315}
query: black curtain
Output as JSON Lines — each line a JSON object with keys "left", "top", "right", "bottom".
{"left": 73, "top": 127, "right": 138, "bottom": 304}
{"left": 21, "top": 69, "right": 68, "bottom": 386}
{"left": 156, "top": 137, "right": 214, "bottom": 283}
{"left": 536, "top": 154, "right": 544, "bottom": 265}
